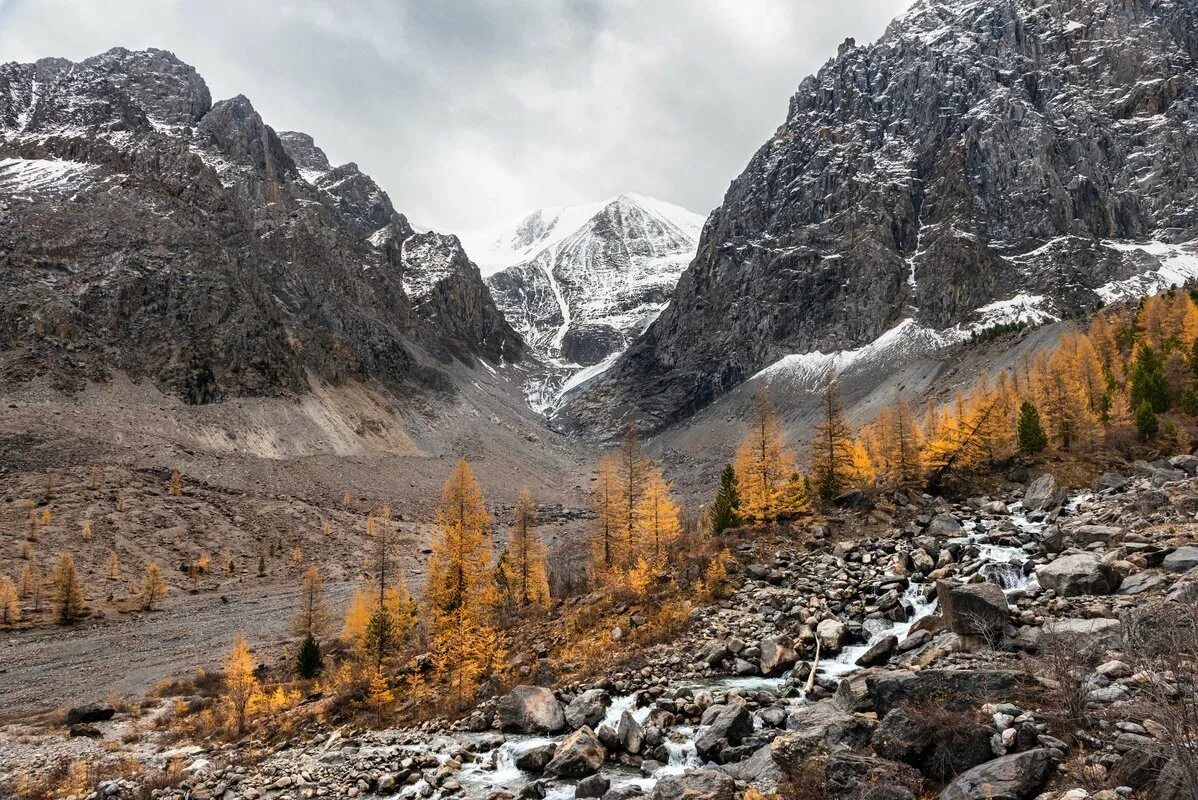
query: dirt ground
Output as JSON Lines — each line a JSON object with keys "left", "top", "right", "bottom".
{"left": 0, "top": 367, "right": 597, "bottom": 716}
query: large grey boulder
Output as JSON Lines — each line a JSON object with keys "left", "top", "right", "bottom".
{"left": 1042, "top": 617, "right": 1122, "bottom": 648}
{"left": 495, "top": 685, "right": 566, "bottom": 733}
{"left": 1023, "top": 474, "right": 1065, "bottom": 512}
{"left": 939, "top": 749, "right": 1054, "bottom": 800}
{"left": 1163, "top": 546, "right": 1198, "bottom": 573}
{"left": 564, "top": 689, "right": 611, "bottom": 730}
{"left": 545, "top": 726, "right": 606, "bottom": 777}
{"left": 1036, "top": 554, "right": 1121, "bottom": 596}
{"left": 759, "top": 634, "right": 799, "bottom": 675}
{"left": 695, "top": 700, "right": 753, "bottom": 760}
{"left": 927, "top": 514, "right": 964, "bottom": 538}
{"left": 652, "top": 769, "right": 735, "bottom": 800}
{"left": 937, "top": 580, "right": 1009, "bottom": 639}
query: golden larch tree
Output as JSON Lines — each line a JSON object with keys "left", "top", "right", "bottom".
{"left": 634, "top": 468, "right": 682, "bottom": 563}
{"left": 49, "top": 551, "right": 86, "bottom": 624}
{"left": 141, "top": 562, "right": 168, "bottom": 610}
{"left": 105, "top": 552, "right": 120, "bottom": 581}
{"left": 734, "top": 391, "right": 797, "bottom": 521}
{"left": 500, "top": 489, "right": 550, "bottom": 609}
{"left": 615, "top": 426, "right": 650, "bottom": 555}
{"left": 0, "top": 576, "right": 20, "bottom": 625}
{"left": 293, "top": 565, "right": 333, "bottom": 640}
{"left": 222, "top": 632, "right": 262, "bottom": 736}
{"left": 809, "top": 381, "right": 858, "bottom": 502}
{"left": 425, "top": 459, "right": 503, "bottom": 707}
{"left": 590, "top": 455, "right": 624, "bottom": 575}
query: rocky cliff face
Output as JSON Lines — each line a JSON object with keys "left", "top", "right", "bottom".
{"left": 0, "top": 47, "right": 519, "bottom": 403}
{"left": 472, "top": 193, "right": 703, "bottom": 411}
{"left": 561, "top": 0, "right": 1198, "bottom": 434}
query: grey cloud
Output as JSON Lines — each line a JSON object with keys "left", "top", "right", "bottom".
{"left": 0, "top": 0, "right": 912, "bottom": 232}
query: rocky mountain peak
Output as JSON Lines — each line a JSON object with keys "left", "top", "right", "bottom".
{"left": 277, "top": 130, "right": 332, "bottom": 176}
{"left": 559, "top": 0, "right": 1198, "bottom": 435}
{"left": 474, "top": 193, "right": 704, "bottom": 412}
{"left": 0, "top": 46, "right": 520, "bottom": 403}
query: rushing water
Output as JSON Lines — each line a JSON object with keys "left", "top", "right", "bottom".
{"left": 447, "top": 499, "right": 1073, "bottom": 800}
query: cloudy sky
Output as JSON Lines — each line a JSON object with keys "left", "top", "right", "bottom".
{"left": 0, "top": 0, "right": 912, "bottom": 233}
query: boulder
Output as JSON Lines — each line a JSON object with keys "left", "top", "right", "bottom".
{"left": 1023, "top": 474, "right": 1065, "bottom": 512}
{"left": 695, "top": 701, "right": 753, "bottom": 761}
{"left": 652, "top": 769, "right": 734, "bottom": 800}
{"left": 817, "top": 619, "right": 849, "bottom": 652}
{"left": 617, "top": 709, "right": 644, "bottom": 754}
{"left": 927, "top": 514, "right": 965, "bottom": 538}
{"left": 1118, "top": 573, "right": 1168, "bottom": 595}
{"left": 564, "top": 689, "right": 611, "bottom": 730}
{"left": 69, "top": 724, "right": 102, "bottom": 738}
{"left": 825, "top": 753, "right": 923, "bottom": 800}
{"left": 855, "top": 635, "right": 898, "bottom": 667}
{"left": 544, "top": 726, "right": 606, "bottom": 778}
{"left": 871, "top": 708, "right": 933, "bottom": 764}
{"left": 1093, "top": 472, "right": 1127, "bottom": 492}
{"left": 1042, "top": 617, "right": 1122, "bottom": 648}
{"left": 65, "top": 704, "right": 116, "bottom": 727}
{"left": 721, "top": 744, "right": 785, "bottom": 794}
{"left": 575, "top": 773, "right": 610, "bottom": 798}
{"left": 1036, "top": 554, "right": 1122, "bottom": 596}
{"left": 937, "top": 580, "right": 1009, "bottom": 639}
{"left": 759, "top": 635, "right": 799, "bottom": 676}
{"left": 867, "top": 669, "right": 1021, "bottom": 718}
{"left": 939, "top": 749, "right": 1054, "bottom": 800}
{"left": 496, "top": 685, "right": 566, "bottom": 734}
{"left": 514, "top": 743, "right": 557, "bottom": 773}
{"left": 1163, "top": 546, "right": 1198, "bottom": 573}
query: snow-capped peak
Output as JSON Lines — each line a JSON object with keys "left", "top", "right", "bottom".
{"left": 476, "top": 193, "right": 705, "bottom": 413}
{"left": 463, "top": 193, "right": 704, "bottom": 277}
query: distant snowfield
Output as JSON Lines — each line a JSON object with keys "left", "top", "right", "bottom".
{"left": 753, "top": 239, "right": 1198, "bottom": 390}
{"left": 462, "top": 193, "right": 703, "bottom": 278}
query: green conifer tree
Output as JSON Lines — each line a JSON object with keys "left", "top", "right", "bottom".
{"left": 1130, "top": 346, "right": 1171, "bottom": 412}
{"left": 710, "top": 464, "right": 741, "bottom": 534}
{"left": 1017, "top": 400, "right": 1048, "bottom": 455}
{"left": 296, "top": 633, "right": 323, "bottom": 678}
{"left": 1135, "top": 401, "right": 1159, "bottom": 441}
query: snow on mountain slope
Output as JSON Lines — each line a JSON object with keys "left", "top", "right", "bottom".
{"left": 471, "top": 193, "right": 705, "bottom": 412}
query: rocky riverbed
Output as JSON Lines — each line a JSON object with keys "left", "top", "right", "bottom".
{"left": 11, "top": 457, "right": 1198, "bottom": 800}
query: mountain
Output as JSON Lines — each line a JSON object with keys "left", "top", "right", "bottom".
{"left": 560, "top": 0, "right": 1198, "bottom": 435}
{"left": 0, "top": 47, "right": 520, "bottom": 404}
{"left": 468, "top": 193, "right": 704, "bottom": 411}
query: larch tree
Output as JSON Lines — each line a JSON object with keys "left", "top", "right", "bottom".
{"left": 141, "top": 562, "right": 168, "bottom": 610}
{"left": 294, "top": 565, "right": 333, "bottom": 677}
{"left": 500, "top": 489, "right": 550, "bottom": 610}
{"left": 222, "top": 632, "right": 262, "bottom": 737}
{"left": 365, "top": 668, "right": 394, "bottom": 726}
{"left": 105, "top": 551, "right": 120, "bottom": 581}
{"left": 635, "top": 468, "right": 682, "bottom": 563}
{"left": 709, "top": 464, "right": 741, "bottom": 535}
{"left": 615, "top": 426, "right": 650, "bottom": 556}
{"left": 425, "top": 459, "right": 503, "bottom": 708}
{"left": 590, "top": 455, "right": 623, "bottom": 575}
{"left": 18, "top": 561, "right": 40, "bottom": 602}
{"left": 49, "top": 550, "right": 86, "bottom": 624}
{"left": 352, "top": 513, "right": 417, "bottom": 669}
{"left": 810, "top": 381, "right": 858, "bottom": 502}
{"left": 734, "top": 392, "right": 797, "bottom": 521}
{"left": 0, "top": 576, "right": 20, "bottom": 625}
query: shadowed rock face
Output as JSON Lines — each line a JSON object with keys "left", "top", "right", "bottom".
{"left": 0, "top": 47, "right": 519, "bottom": 402}
{"left": 561, "top": 0, "right": 1198, "bottom": 434}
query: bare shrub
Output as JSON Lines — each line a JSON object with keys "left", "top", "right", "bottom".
{"left": 1029, "top": 631, "right": 1102, "bottom": 740}
{"left": 1122, "top": 598, "right": 1198, "bottom": 800}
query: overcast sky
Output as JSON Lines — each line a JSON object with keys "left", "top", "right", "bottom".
{"left": 0, "top": 0, "right": 912, "bottom": 232}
